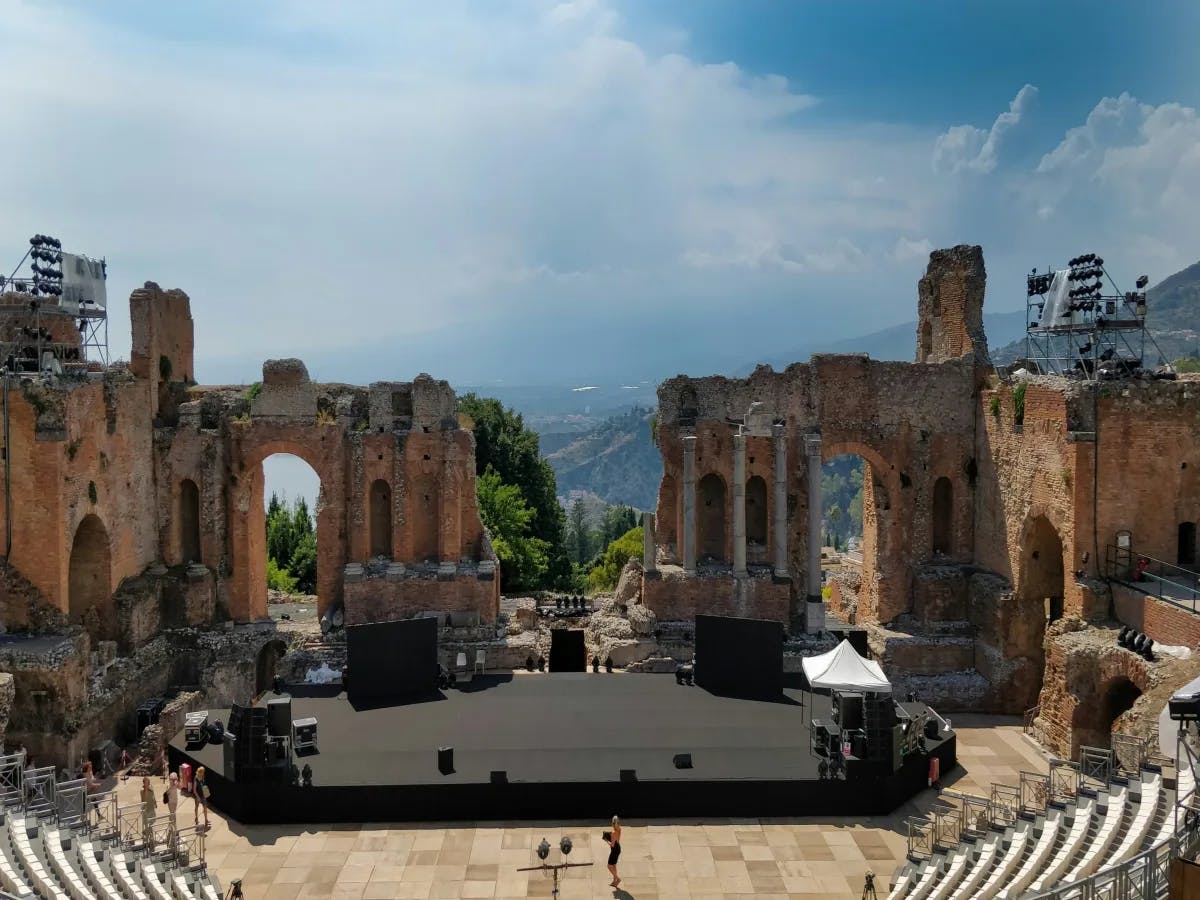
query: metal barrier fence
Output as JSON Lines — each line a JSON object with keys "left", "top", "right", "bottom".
{"left": 1107, "top": 544, "right": 1200, "bottom": 611}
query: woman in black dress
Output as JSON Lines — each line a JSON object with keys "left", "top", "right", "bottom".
{"left": 604, "top": 815, "right": 622, "bottom": 888}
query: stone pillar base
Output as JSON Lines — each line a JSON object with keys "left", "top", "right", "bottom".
{"left": 805, "top": 600, "right": 825, "bottom": 634}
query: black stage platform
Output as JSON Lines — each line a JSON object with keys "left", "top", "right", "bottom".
{"left": 168, "top": 674, "right": 955, "bottom": 824}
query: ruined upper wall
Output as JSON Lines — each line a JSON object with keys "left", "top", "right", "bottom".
{"left": 130, "top": 282, "right": 194, "bottom": 401}
{"left": 916, "top": 244, "right": 988, "bottom": 365}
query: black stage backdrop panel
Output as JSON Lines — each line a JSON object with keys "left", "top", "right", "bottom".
{"left": 346, "top": 617, "right": 438, "bottom": 702}
{"left": 550, "top": 629, "right": 586, "bottom": 672}
{"left": 694, "top": 614, "right": 783, "bottom": 698}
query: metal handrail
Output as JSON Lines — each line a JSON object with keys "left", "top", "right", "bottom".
{"left": 1107, "top": 543, "right": 1200, "bottom": 611}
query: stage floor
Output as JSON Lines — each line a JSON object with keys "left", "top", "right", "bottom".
{"left": 168, "top": 673, "right": 955, "bottom": 823}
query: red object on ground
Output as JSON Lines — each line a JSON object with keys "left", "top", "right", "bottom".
{"left": 928, "top": 757, "right": 940, "bottom": 786}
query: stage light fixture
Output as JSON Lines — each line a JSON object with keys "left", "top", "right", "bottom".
{"left": 1136, "top": 275, "right": 1149, "bottom": 289}
{"left": 559, "top": 836, "right": 572, "bottom": 856}
{"left": 536, "top": 838, "right": 551, "bottom": 861}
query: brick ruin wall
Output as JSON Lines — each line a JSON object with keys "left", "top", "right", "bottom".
{"left": 0, "top": 283, "right": 498, "bottom": 765}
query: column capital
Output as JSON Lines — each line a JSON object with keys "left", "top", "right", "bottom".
{"left": 771, "top": 423, "right": 787, "bottom": 440}
{"left": 682, "top": 435, "right": 698, "bottom": 452}
{"left": 804, "top": 433, "right": 822, "bottom": 458}
{"left": 733, "top": 432, "right": 746, "bottom": 450}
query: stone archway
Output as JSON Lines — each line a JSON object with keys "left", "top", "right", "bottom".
{"left": 1073, "top": 675, "right": 1144, "bottom": 752}
{"left": 821, "top": 440, "right": 901, "bottom": 622}
{"left": 1016, "top": 514, "right": 1064, "bottom": 703}
{"left": 697, "top": 473, "right": 726, "bottom": 563}
{"left": 411, "top": 476, "right": 440, "bottom": 563}
{"left": 932, "top": 477, "right": 953, "bottom": 555}
{"left": 228, "top": 429, "right": 347, "bottom": 622}
{"left": 179, "top": 479, "right": 201, "bottom": 564}
{"left": 746, "top": 475, "right": 768, "bottom": 546}
{"left": 69, "top": 514, "right": 112, "bottom": 642}
{"left": 369, "top": 479, "right": 392, "bottom": 559}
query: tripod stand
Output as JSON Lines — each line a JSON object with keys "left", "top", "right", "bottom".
{"left": 862, "top": 871, "right": 877, "bottom": 899}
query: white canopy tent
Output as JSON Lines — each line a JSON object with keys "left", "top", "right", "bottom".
{"left": 802, "top": 639, "right": 892, "bottom": 693}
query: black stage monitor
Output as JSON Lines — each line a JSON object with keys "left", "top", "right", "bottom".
{"left": 694, "top": 614, "right": 784, "bottom": 698}
{"left": 346, "top": 617, "right": 439, "bottom": 703}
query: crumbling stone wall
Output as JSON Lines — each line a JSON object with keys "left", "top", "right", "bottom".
{"left": 916, "top": 245, "right": 989, "bottom": 365}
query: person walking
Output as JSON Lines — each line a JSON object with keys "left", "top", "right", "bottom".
{"left": 604, "top": 815, "right": 622, "bottom": 889}
{"left": 166, "top": 772, "right": 180, "bottom": 828}
{"left": 139, "top": 776, "right": 157, "bottom": 849}
{"left": 193, "top": 766, "right": 210, "bottom": 828}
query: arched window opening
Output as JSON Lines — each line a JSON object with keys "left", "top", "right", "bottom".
{"left": 370, "top": 479, "right": 393, "bottom": 559}
{"left": 746, "top": 476, "right": 768, "bottom": 545}
{"left": 932, "top": 477, "right": 953, "bottom": 555}
{"left": 697, "top": 473, "right": 726, "bottom": 562}
{"left": 180, "top": 479, "right": 201, "bottom": 564}
{"left": 69, "top": 515, "right": 112, "bottom": 641}
{"left": 1179, "top": 521, "right": 1196, "bottom": 567}
{"left": 412, "top": 477, "right": 440, "bottom": 563}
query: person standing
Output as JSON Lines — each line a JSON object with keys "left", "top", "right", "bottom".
{"left": 166, "top": 772, "right": 180, "bottom": 827}
{"left": 193, "top": 766, "right": 210, "bottom": 828}
{"left": 604, "top": 815, "right": 622, "bottom": 889}
{"left": 140, "top": 776, "right": 157, "bottom": 848}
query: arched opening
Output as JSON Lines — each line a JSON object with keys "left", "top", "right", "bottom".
{"left": 679, "top": 386, "right": 699, "bottom": 424}
{"left": 255, "top": 640, "right": 287, "bottom": 695}
{"left": 1016, "top": 515, "right": 1064, "bottom": 707}
{"left": 821, "top": 454, "right": 866, "bottom": 554}
{"left": 1073, "top": 676, "right": 1144, "bottom": 752}
{"left": 69, "top": 514, "right": 112, "bottom": 641}
{"left": 697, "top": 473, "right": 726, "bottom": 563}
{"left": 370, "top": 479, "right": 393, "bottom": 559}
{"left": 919, "top": 319, "right": 933, "bottom": 361}
{"left": 1179, "top": 521, "right": 1196, "bottom": 567}
{"left": 932, "top": 477, "right": 953, "bottom": 556}
{"left": 412, "top": 476, "right": 440, "bottom": 563}
{"left": 746, "top": 475, "right": 768, "bottom": 546}
{"left": 179, "top": 479, "right": 201, "bottom": 564}
{"left": 657, "top": 474, "right": 678, "bottom": 560}
{"left": 262, "top": 454, "right": 320, "bottom": 620}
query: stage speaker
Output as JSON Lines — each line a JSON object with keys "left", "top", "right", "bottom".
{"left": 672, "top": 754, "right": 693, "bottom": 770}
{"left": 267, "top": 696, "right": 293, "bottom": 737}
{"left": 438, "top": 746, "right": 454, "bottom": 775}
{"left": 620, "top": 769, "right": 637, "bottom": 783}
{"left": 834, "top": 691, "right": 864, "bottom": 731}
{"left": 490, "top": 770, "right": 507, "bottom": 784}
{"left": 223, "top": 733, "right": 237, "bottom": 782}
{"left": 851, "top": 733, "right": 868, "bottom": 759}
{"left": 891, "top": 724, "right": 904, "bottom": 773}
{"left": 924, "top": 718, "right": 941, "bottom": 740}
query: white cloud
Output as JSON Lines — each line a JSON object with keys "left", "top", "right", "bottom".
{"left": 933, "top": 84, "right": 1038, "bottom": 174}
{"left": 891, "top": 237, "right": 934, "bottom": 263}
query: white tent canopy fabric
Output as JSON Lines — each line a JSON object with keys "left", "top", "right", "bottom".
{"left": 802, "top": 639, "right": 892, "bottom": 693}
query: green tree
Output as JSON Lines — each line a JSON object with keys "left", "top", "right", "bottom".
{"left": 266, "top": 557, "right": 297, "bottom": 593}
{"left": 458, "top": 394, "right": 571, "bottom": 587}
{"left": 827, "top": 503, "right": 843, "bottom": 543}
{"left": 477, "top": 466, "right": 550, "bottom": 591}
{"left": 586, "top": 526, "right": 644, "bottom": 593}
{"left": 602, "top": 505, "right": 638, "bottom": 546}
{"left": 1174, "top": 357, "right": 1200, "bottom": 373}
{"left": 289, "top": 531, "right": 317, "bottom": 594}
{"left": 266, "top": 492, "right": 296, "bottom": 566}
{"left": 567, "top": 497, "right": 591, "bottom": 565}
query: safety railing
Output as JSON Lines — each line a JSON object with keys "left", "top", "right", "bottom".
{"left": 1025, "top": 704, "right": 1041, "bottom": 735}
{"left": 1107, "top": 544, "right": 1200, "bottom": 612}
{"left": 1112, "top": 733, "right": 1150, "bottom": 777}
{"left": 86, "top": 790, "right": 118, "bottom": 841}
{"left": 1050, "top": 758, "right": 1081, "bottom": 805}
{"left": 906, "top": 816, "right": 934, "bottom": 860}
{"left": 1024, "top": 809, "right": 1200, "bottom": 899}
{"left": 53, "top": 778, "right": 85, "bottom": 828}
{"left": 991, "top": 782, "right": 1021, "bottom": 828}
{"left": 1021, "top": 770, "right": 1051, "bottom": 814}
{"left": 1080, "top": 745, "right": 1114, "bottom": 790}
{"left": 0, "top": 751, "right": 23, "bottom": 807}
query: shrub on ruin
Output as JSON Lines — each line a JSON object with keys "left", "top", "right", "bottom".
{"left": 989, "top": 395, "right": 1000, "bottom": 419}
{"left": 586, "top": 526, "right": 644, "bottom": 593}
{"left": 476, "top": 466, "right": 550, "bottom": 591}
{"left": 1012, "top": 382, "right": 1027, "bottom": 427}
{"left": 266, "top": 557, "right": 297, "bottom": 593}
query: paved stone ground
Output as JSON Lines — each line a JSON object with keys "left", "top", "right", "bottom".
{"left": 116, "top": 714, "right": 1048, "bottom": 899}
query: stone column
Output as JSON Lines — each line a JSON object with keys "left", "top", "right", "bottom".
{"left": 682, "top": 435, "right": 697, "bottom": 575}
{"left": 732, "top": 433, "right": 747, "bottom": 576}
{"left": 805, "top": 433, "right": 825, "bottom": 633}
{"left": 642, "top": 512, "right": 656, "bottom": 574}
{"left": 772, "top": 425, "right": 789, "bottom": 577}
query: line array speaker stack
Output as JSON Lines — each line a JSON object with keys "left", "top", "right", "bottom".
{"left": 225, "top": 704, "right": 285, "bottom": 783}
{"left": 863, "top": 693, "right": 898, "bottom": 772}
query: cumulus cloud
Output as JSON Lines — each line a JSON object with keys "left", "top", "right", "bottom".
{"left": 933, "top": 84, "right": 1038, "bottom": 174}
{"left": 892, "top": 237, "right": 934, "bottom": 263}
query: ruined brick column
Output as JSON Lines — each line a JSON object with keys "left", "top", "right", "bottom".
{"left": 642, "top": 512, "right": 656, "bottom": 574}
{"left": 732, "top": 432, "right": 747, "bottom": 577}
{"left": 772, "top": 424, "right": 789, "bottom": 577}
{"left": 682, "top": 435, "right": 697, "bottom": 575}
{"left": 805, "top": 433, "right": 825, "bottom": 633}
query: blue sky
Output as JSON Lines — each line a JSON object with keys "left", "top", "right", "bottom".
{"left": 1, "top": 0, "right": 1197, "bottom": 395}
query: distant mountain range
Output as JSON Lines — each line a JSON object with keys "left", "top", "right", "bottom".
{"left": 739, "top": 309, "right": 1028, "bottom": 374}
{"left": 544, "top": 407, "right": 660, "bottom": 510}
